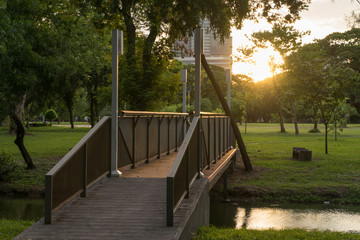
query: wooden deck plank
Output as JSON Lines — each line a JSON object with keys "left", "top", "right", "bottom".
{"left": 16, "top": 149, "right": 235, "bottom": 240}
{"left": 15, "top": 176, "right": 202, "bottom": 240}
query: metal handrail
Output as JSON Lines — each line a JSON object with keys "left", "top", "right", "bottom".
{"left": 166, "top": 114, "right": 234, "bottom": 226}
{"left": 167, "top": 116, "right": 200, "bottom": 226}
{"left": 121, "top": 110, "right": 188, "bottom": 117}
{"left": 45, "top": 116, "right": 111, "bottom": 224}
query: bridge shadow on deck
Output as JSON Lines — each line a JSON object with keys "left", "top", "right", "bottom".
{"left": 15, "top": 152, "right": 209, "bottom": 240}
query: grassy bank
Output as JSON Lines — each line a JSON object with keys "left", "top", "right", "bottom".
{"left": 193, "top": 226, "right": 360, "bottom": 240}
{"left": 0, "top": 219, "right": 33, "bottom": 240}
{"left": 226, "top": 123, "right": 360, "bottom": 204}
{"left": 0, "top": 126, "right": 89, "bottom": 193}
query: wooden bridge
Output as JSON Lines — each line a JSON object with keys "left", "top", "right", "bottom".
{"left": 15, "top": 111, "right": 238, "bottom": 240}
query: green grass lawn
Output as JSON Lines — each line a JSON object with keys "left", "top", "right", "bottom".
{"left": 0, "top": 126, "right": 89, "bottom": 193}
{"left": 193, "top": 226, "right": 360, "bottom": 240}
{"left": 0, "top": 219, "right": 33, "bottom": 240}
{"left": 228, "top": 123, "right": 360, "bottom": 204}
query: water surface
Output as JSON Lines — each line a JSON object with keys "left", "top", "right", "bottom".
{"left": 211, "top": 199, "right": 360, "bottom": 232}
{"left": 0, "top": 195, "right": 43, "bottom": 220}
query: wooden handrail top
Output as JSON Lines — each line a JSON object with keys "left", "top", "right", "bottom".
{"left": 46, "top": 116, "right": 110, "bottom": 176}
{"left": 200, "top": 112, "right": 227, "bottom": 116}
{"left": 120, "top": 110, "right": 189, "bottom": 117}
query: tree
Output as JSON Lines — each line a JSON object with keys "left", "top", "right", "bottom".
{"left": 241, "top": 22, "right": 309, "bottom": 133}
{"left": 286, "top": 42, "right": 359, "bottom": 153}
{"left": 45, "top": 109, "right": 58, "bottom": 126}
{"left": 75, "top": 0, "right": 311, "bottom": 110}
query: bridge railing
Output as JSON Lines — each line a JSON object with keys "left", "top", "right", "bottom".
{"left": 166, "top": 113, "right": 233, "bottom": 226}
{"left": 44, "top": 111, "right": 190, "bottom": 224}
{"left": 118, "top": 111, "right": 189, "bottom": 168}
{"left": 45, "top": 116, "right": 111, "bottom": 224}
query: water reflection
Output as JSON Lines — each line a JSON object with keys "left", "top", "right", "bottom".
{"left": 211, "top": 200, "right": 360, "bottom": 232}
{"left": 0, "top": 195, "right": 43, "bottom": 220}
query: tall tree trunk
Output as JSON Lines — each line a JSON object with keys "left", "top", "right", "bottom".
{"left": 325, "top": 122, "right": 328, "bottom": 154}
{"left": 290, "top": 99, "right": 299, "bottom": 135}
{"left": 89, "top": 91, "right": 96, "bottom": 128}
{"left": 11, "top": 113, "right": 35, "bottom": 169}
{"left": 279, "top": 102, "right": 286, "bottom": 133}
{"left": 10, "top": 94, "right": 26, "bottom": 134}
{"left": 65, "top": 101, "right": 74, "bottom": 129}
{"left": 312, "top": 103, "right": 318, "bottom": 130}
{"left": 334, "top": 119, "right": 337, "bottom": 141}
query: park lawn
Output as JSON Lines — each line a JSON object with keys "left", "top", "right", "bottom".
{"left": 0, "top": 219, "right": 33, "bottom": 240}
{"left": 228, "top": 123, "right": 360, "bottom": 204}
{"left": 193, "top": 225, "right": 360, "bottom": 240}
{"left": 0, "top": 126, "right": 89, "bottom": 193}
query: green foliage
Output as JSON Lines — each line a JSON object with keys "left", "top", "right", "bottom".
{"left": 193, "top": 225, "right": 360, "bottom": 240}
{"left": 0, "top": 218, "right": 33, "bottom": 240}
{"left": 44, "top": 109, "right": 57, "bottom": 122}
{"left": 0, "top": 152, "right": 17, "bottom": 180}
{"left": 308, "top": 128, "right": 321, "bottom": 133}
{"left": 160, "top": 104, "right": 183, "bottom": 113}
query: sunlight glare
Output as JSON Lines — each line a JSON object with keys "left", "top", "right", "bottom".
{"left": 231, "top": 23, "right": 283, "bottom": 82}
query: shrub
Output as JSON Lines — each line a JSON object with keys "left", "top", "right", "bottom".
{"left": 29, "top": 122, "right": 49, "bottom": 127}
{"left": 0, "top": 152, "right": 17, "bottom": 180}
{"left": 309, "top": 128, "right": 321, "bottom": 133}
{"left": 45, "top": 109, "right": 58, "bottom": 124}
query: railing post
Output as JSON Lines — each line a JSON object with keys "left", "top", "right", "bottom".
{"left": 132, "top": 117, "right": 136, "bottom": 169}
{"left": 194, "top": 28, "right": 203, "bottom": 117}
{"left": 81, "top": 143, "right": 87, "bottom": 197}
{"left": 223, "top": 117, "right": 225, "bottom": 156}
{"left": 146, "top": 118, "right": 150, "bottom": 163}
{"left": 110, "top": 29, "right": 122, "bottom": 177}
{"left": 213, "top": 117, "right": 217, "bottom": 164}
{"left": 207, "top": 117, "right": 211, "bottom": 166}
{"left": 175, "top": 117, "right": 178, "bottom": 152}
{"left": 186, "top": 149, "right": 190, "bottom": 198}
{"left": 167, "top": 117, "right": 171, "bottom": 155}
{"left": 226, "top": 69, "right": 231, "bottom": 152}
{"left": 158, "top": 117, "right": 161, "bottom": 159}
{"left": 218, "top": 117, "right": 221, "bottom": 159}
{"left": 44, "top": 175, "right": 53, "bottom": 224}
{"left": 197, "top": 117, "right": 204, "bottom": 178}
{"left": 166, "top": 177, "right": 174, "bottom": 227}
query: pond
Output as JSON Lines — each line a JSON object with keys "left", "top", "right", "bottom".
{"left": 210, "top": 199, "right": 360, "bottom": 233}
{"left": 0, "top": 195, "right": 43, "bottom": 221}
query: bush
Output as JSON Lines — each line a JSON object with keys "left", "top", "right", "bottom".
{"left": 0, "top": 152, "right": 17, "bottom": 180}
{"left": 45, "top": 109, "right": 58, "bottom": 123}
{"left": 309, "top": 128, "right": 321, "bottom": 133}
{"left": 349, "top": 113, "right": 360, "bottom": 124}
{"left": 29, "top": 122, "right": 49, "bottom": 127}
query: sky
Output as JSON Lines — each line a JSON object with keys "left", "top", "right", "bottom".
{"left": 232, "top": 0, "right": 360, "bottom": 81}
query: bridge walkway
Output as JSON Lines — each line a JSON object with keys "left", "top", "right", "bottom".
{"left": 15, "top": 151, "right": 220, "bottom": 240}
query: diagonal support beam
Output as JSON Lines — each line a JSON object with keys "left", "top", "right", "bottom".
{"left": 201, "top": 54, "right": 253, "bottom": 172}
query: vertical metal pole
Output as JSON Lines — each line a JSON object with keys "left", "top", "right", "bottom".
{"left": 146, "top": 119, "right": 150, "bottom": 163}
{"left": 81, "top": 144, "right": 87, "bottom": 197}
{"left": 213, "top": 117, "right": 217, "bottom": 164}
{"left": 132, "top": 117, "right": 136, "bottom": 169}
{"left": 226, "top": 69, "right": 231, "bottom": 152}
{"left": 207, "top": 117, "right": 211, "bottom": 166}
{"left": 166, "top": 177, "right": 174, "bottom": 227}
{"left": 167, "top": 117, "right": 170, "bottom": 155}
{"left": 182, "top": 69, "right": 187, "bottom": 138}
{"left": 158, "top": 117, "right": 161, "bottom": 159}
{"left": 175, "top": 117, "right": 178, "bottom": 152}
{"left": 111, "top": 30, "right": 122, "bottom": 177}
{"left": 194, "top": 28, "right": 203, "bottom": 117}
{"left": 44, "top": 175, "right": 53, "bottom": 224}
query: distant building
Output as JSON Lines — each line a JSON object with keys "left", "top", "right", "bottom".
{"left": 174, "top": 19, "right": 232, "bottom": 70}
